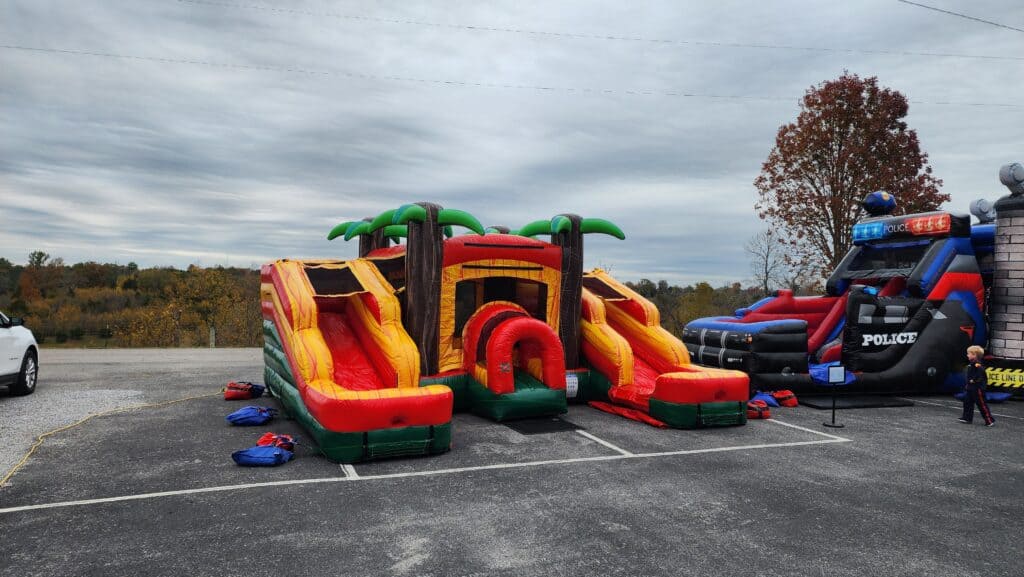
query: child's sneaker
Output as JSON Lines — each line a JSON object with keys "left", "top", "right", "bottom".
{"left": 986, "top": 421, "right": 995, "bottom": 427}
{"left": 958, "top": 419, "right": 970, "bottom": 424}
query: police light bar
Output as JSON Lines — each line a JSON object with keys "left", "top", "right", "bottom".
{"left": 906, "top": 213, "right": 951, "bottom": 236}
{"left": 852, "top": 211, "right": 953, "bottom": 244}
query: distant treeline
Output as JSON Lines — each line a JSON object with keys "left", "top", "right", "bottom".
{"left": 0, "top": 252, "right": 774, "bottom": 348}
{"left": 0, "top": 252, "right": 260, "bottom": 347}
{"left": 624, "top": 279, "right": 765, "bottom": 336}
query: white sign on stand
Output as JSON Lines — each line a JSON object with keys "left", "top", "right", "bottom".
{"left": 824, "top": 364, "right": 846, "bottom": 429}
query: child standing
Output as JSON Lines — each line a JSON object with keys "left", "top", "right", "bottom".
{"left": 960, "top": 345, "right": 995, "bottom": 427}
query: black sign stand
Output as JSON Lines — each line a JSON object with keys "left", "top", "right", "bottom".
{"left": 824, "top": 365, "right": 845, "bottom": 429}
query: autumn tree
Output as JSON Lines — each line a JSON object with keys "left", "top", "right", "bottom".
{"left": 0, "top": 253, "right": 262, "bottom": 347}
{"left": 754, "top": 72, "right": 947, "bottom": 275}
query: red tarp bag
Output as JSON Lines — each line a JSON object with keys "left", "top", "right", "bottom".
{"left": 256, "top": 432, "right": 297, "bottom": 451}
{"left": 224, "top": 381, "right": 266, "bottom": 400}
{"left": 771, "top": 389, "right": 798, "bottom": 407}
{"left": 747, "top": 400, "right": 771, "bottom": 419}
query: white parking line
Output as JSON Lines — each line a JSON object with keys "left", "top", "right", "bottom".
{"left": 575, "top": 430, "right": 634, "bottom": 455}
{"left": 765, "top": 417, "right": 853, "bottom": 441}
{"left": 897, "top": 397, "right": 1023, "bottom": 421}
{"left": 340, "top": 464, "right": 359, "bottom": 479}
{"left": 0, "top": 425, "right": 848, "bottom": 516}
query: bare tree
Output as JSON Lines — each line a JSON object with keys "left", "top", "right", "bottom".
{"left": 779, "top": 259, "right": 822, "bottom": 296}
{"left": 746, "top": 230, "right": 786, "bottom": 297}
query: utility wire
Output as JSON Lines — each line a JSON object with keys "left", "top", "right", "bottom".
{"left": 2, "top": 44, "right": 1022, "bottom": 108}
{"left": 176, "top": 0, "right": 1024, "bottom": 61}
{"left": 896, "top": 0, "right": 1024, "bottom": 34}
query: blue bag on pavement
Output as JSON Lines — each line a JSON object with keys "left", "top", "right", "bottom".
{"left": 226, "top": 406, "right": 277, "bottom": 426}
{"left": 751, "top": 392, "right": 780, "bottom": 407}
{"left": 231, "top": 445, "right": 293, "bottom": 467}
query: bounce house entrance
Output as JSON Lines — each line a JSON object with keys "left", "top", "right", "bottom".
{"left": 453, "top": 277, "right": 548, "bottom": 349}
{"left": 460, "top": 301, "right": 568, "bottom": 421}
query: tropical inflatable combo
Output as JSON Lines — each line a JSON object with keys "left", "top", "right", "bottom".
{"left": 261, "top": 203, "right": 749, "bottom": 463}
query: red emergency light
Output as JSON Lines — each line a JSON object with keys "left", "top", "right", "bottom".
{"left": 906, "top": 213, "right": 951, "bottom": 236}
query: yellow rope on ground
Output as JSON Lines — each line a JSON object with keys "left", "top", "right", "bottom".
{"left": 1, "top": 392, "right": 220, "bottom": 486}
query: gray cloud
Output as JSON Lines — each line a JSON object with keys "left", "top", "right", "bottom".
{"left": 1, "top": 0, "right": 1022, "bottom": 286}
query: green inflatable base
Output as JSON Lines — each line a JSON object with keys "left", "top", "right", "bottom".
{"left": 649, "top": 399, "right": 747, "bottom": 429}
{"left": 420, "top": 371, "right": 569, "bottom": 421}
{"left": 465, "top": 371, "right": 568, "bottom": 422}
{"left": 577, "top": 368, "right": 611, "bottom": 404}
{"left": 419, "top": 372, "right": 472, "bottom": 412}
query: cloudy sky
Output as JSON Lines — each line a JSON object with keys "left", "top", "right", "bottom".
{"left": 2, "top": 0, "right": 1022, "bottom": 285}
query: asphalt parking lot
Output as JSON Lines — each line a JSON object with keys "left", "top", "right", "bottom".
{"left": 1, "top": 349, "right": 1022, "bottom": 577}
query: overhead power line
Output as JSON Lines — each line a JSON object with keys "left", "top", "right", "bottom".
{"left": 896, "top": 0, "right": 1024, "bottom": 34}
{"left": 2, "top": 44, "right": 1021, "bottom": 108}
{"left": 177, "top": 0, "right": 1024, "bottom": 61}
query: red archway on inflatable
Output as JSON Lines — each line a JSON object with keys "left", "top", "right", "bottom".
{"left": 462, "top": 302, "right": 566, "bottom": 394}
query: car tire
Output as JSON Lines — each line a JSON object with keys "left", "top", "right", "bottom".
{"left": 11, "top": 349, "right": 37, "bottom": 396}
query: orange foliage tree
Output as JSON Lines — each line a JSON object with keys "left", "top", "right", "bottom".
{"left": 754, "top": 72, "right": 948, "bottom": 275}
{"left": 0, "top": 252, "right": 261, "bottom": 347}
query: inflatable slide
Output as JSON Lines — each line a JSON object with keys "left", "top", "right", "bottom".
{"left": 580, "top": 270, "right": 749, "bottom": 428}
{"left": 261, "top": 259, "right": 453, "bottom": 462}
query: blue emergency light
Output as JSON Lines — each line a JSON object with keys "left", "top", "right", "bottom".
{"left": 852, "top": 221, "right": 886, "bottom": 243}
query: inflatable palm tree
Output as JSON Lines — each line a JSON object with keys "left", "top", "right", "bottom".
{"left": 517, "top": 215, "right": 625, "bottom": 368}
{"left": 365, "top": 203, "right": 484, "bottom": 374}
{"left": 328, "top": 219, "right": 412, "bottom": 256}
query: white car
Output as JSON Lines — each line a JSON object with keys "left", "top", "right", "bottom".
{"left": 0, "top": 311, "right": 38, "bottom": 395}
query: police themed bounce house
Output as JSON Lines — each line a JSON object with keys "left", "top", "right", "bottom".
{"left": 684, "top": 163, "right": 1024, "bottom": 396}
{"left": 261, "top": 206, "right": 748, "bottom": 463}
{"left": 262, "top": 163, "right": 1024, "bottom": 463}
{"left": 684, "top": 194, "right": 986, "bottom": 393}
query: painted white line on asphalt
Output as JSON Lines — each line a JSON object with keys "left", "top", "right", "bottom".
{"left": 766, "top": 418, "right": 853, "bottom": 441}
{"left": 604, "top": 438, "right": 849, "bottom": 461}
{"left": 0, "top": 478, "right": 351, "bottom": 515}
{"left": 575, "top": 430, "right": 634, "bottom": 456}
{"left": 0, "top": 436, "right": 848, "bottom": 515}
{"left": 340, "top": 464, "right": 359, "bottom": 479}
{"left": 896, "top": 397, "right": 1023, "bottom": 421}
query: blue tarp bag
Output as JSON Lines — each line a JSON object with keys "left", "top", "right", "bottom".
{"left": 231, "top": 445, "right": 293, "bottom": 467}
{"left": 226, "top": 406, "right": 277, "bottom": 426}
{"left": 751, "top": 392, "right": 780, "bottom": 407}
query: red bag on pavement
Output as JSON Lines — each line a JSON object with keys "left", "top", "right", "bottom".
{"left": 771, "top": 389, "right": 798, "bottom": 407}
{"left": 257, "top": 432, "right": 296, "bottom": 451}
{"left": 224, "top": 381, "right": 266, "bottom": 400}
{"left": 747, "top": 400, "right": 771, "bottom": 419}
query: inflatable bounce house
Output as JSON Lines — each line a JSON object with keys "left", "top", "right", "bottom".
{"left": 262, "top": 204, "right": 749, "bottom": 462}
{"left": 684, "top": 164, "right": 1024, "bottom": 396}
